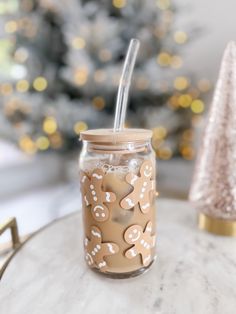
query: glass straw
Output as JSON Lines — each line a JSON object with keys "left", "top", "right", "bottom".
{"left": 113, "top": 38, "right": 140, "bottom": 132}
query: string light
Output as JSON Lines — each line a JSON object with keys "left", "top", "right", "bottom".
{"left": 152, "top": 126, "right": 167, "bottom": 139}
{"left": 73, "top": 121, "right": 88, "bottom": 134}
{"left": 181, "top": 146, "right": 195, "bottom": 160}
{"left": 99, "top": 49, "right": 112, "bottom": 62}
{"left": 182, "top": 129, "right": 194, "bottom": 141}
{"left": 162, "top": 10, "right": 173, "bottom": 23}
{"left": 5, "top": 98, "right": 30, "bottom": 115}
{"left": 22, "top": 20, "right": 37, "bottom": 38}
{"left": 16, "top": 80, "right": 29, "bottom": 93}
{"left": 49, "top": 132, "right": 63, "bottom": 149}
{"left": 197, "top": 79, "right": 211, "bottom": 92}
{"left": 154, "top": 27, "right": 165, "bottom": 39}
{"left": 158, "top": 147, "right": 172, "bottom": 160}
{"left": 136, "top": 77, "right": 149, "bottom": 90}
{"left": 92, "top": 96, "right": 105, "bottom": 110}
{"left": 72, "top": 37, "right": 86, "bottom": 49}
{"left": 191, "top": 115, "right": 204, "bottom": 127}
{"left": 94, "top": 70, "right": 106, "bottom": 83}
{"left": 157, "top": 52, "right": 171, "bottom": 67}
{"left": 152, "top": 138, "right": 162, "bottom": 150}
{"left": 14, "top": 48, "right": 28, "bottom": 63}
{"left": 0, "top": 83, "right": 13, "bottom": 95}
{"left": 178, "top": 94, "right": 192, "bottom": 108}
{"left": 191, "top": 99, "right": 204, "bottom": 113}
{"left": 174, "top": 77, "right": 189, "bottom": 91}
{"left": 43, "top": 116, "right": 57, "bottom": 134}
{"left": 33, "top": 76, "right": 48, "bottom": 91}
{"left": 189, "top": 88, "right": 200, "bottom": 99}
{"left": 112, "top": 0, "right": 126, "bottom": 9}
{"left": 4, "top": 20, "right": 18, "bottom": 33}
{"left": 19, "top": 135, "right": 37, "bottom": 154}
{"left": 168, "top": 94, "right": 179, "bottom": 109}
{"left": 36, "top": 136, "right": 50, "bottom": 150}
{"left": 171, "top": 55, "right": 183, "bottom": 69}
{"left": 4, "top": 98, "right": 19, "bottom": 116}
{"left": 174, "top": 31, "right": 188, "bottom": 44}
{"left": 74, "top": 67, "right": 88, "bottom": 86}
{"left": 156, "top": 0, "right": 170, "bottom": 10}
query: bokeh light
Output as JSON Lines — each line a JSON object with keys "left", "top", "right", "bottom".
{"left": 33, "top": 77, "right": 48, "bottom": 91}
{"left": 73, "top": 121, "right": 88, "bottom": 134}
{"left": 94, "top": 70, "right": 106, "bottom": 83}
{"left": 168, "top": 94, "right": 179, "bottom": 109}
{"left": 43, "top": 117, "right": 57, "bottom": 135}
{"left": 112, "top": 0, "right": 126, "bottom": 9}
{"left": 156, "top": 0, "right": 170, "bottom": 10}
{"left": 191, "top": 99, "right": 204, "bottom": 113}
{"left": 158, "top": 147, "right": 172, "bottom": 160}
{"left": 5, "top": 20, "right": 18, "bottom": 33}
{"left": 36, "top": 136, "right": 50, "bottom": 150}
{"left": 181, "top": 146, "right": 195, "bottom": 160}
{"left": 49, "top": 132, "right": 63, "bottom": 149}
{"left": 72, "top": 37, "right": 86, "bottom": 49}
{"left": 157, "top": 52, "right": 171, "bottom": 67}
{"left": 136, "top": 77, "right": 149, "bottom": 90}
{"left": 174, "top": 31, "right": 188, "bottom": 44}
{"left": 171, "top": 55, "right": 183, "bottom": 69}
{"left": 174, "top": 77, "right": 189, "bottom": 91}
{"left": 19, "top": 135, "right": 36, "bottom": 154}
{"left": 74, "top": 67, "right": 88, "bottom": 86}
{"left": 152, "top": 126, "right": 167, "bottom": 139}
{"left": 16, "top": 79, "right": 29, "bottom": 93}
{"left": 178, "top": 94, "right": 192, "bottom": 108}
{"left": 99, "top": 49, "right": 112, "bottom": 62}
{"left": 197, "top": 79, "right": 211, "bottom": 92}
{"left": 0, "top": 83, "right": 13, "bottom": 96}
{"left": 92, "top": 96, "right": 105, "bottom": 110}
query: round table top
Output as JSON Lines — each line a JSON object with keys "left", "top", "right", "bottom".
{"left": 1, "top": 199, "right": 236, "bottom": 314}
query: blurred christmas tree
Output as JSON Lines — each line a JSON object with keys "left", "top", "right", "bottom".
{"left": 0, "top": 0, "right": 211, "bottom": 159}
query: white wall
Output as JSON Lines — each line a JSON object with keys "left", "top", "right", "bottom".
{"left": 176, "top": 0, "right": 236, "bottom": 82}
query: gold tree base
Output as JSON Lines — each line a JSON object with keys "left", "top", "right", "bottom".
{"left": 198, "top": 213, "right": 236, "bottom": 237}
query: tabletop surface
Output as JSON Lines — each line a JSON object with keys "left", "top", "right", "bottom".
{"left": 1, "top": 199, "right": 236, "bottom": 314}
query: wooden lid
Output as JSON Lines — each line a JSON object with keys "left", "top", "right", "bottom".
{"left": 80, "top": 128, "right": 152, "bottom": 143}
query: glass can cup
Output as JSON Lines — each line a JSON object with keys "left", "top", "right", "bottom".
{"left": 79, "top": 129, "right": 157, "bottom": 278}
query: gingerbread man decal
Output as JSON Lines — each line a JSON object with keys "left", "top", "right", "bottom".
{"left": 124, "top": 221, "right": 156, "bottom": 267}
{"left": 120, "top": 160, "right": 155, "bottom": 213}
{"left": 85, "top": 226, "right": 119, "bottom": 272}
{"left": 80, "top": 169, "right": 116, "bottom": 222}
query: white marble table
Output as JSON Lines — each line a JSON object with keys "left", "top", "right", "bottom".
{"left": 1, "top": 199, "right": 236, "bottom": 314}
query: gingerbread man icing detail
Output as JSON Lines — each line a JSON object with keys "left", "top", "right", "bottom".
{"left": 80, "top": 169, "right": 116, "bottom": 222}
{"left": 124, "top": 221, "right": 156, "bottom": 266}
{"left": 85, "top": 226, "right": 119, "bottom": 271}
{"left": 120, "top": 160, "right": 155, "bottom": 213}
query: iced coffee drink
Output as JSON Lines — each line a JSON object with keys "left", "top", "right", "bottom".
{"left": 79, "top": 129, "right": 156, "bottom": 278}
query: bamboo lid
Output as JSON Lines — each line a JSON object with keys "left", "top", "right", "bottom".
{"left": 80, "top": 128, "right": 152, "bottom": 143}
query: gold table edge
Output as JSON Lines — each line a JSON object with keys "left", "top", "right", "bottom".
{"left": 0, "top": 211, "right": 80, "bottom": 280}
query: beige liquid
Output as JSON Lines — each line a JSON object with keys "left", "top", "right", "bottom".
{"left": 81, "top": 162, "right": 156, "bottom": 275}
